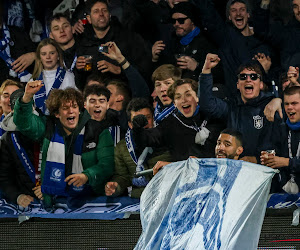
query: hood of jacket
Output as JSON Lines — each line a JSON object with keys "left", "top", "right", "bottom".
{"left": 1, "top": 112, "right": 17, "bottom": 132}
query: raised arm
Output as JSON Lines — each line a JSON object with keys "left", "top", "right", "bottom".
{"left": 198, "top": 54, "right": 228, "bottom": 119}
{"left": 13, "top": 81, "right": 47, "bottom": 141}
{"left": 102, "top": 41, "right": 150, "bottom": 98}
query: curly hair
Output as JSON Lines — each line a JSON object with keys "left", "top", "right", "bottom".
{"left": 46, "top": 88, "right": 84, "bottom": 116}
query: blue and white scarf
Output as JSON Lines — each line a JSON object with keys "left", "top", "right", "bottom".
{"left": 125, "top": 129, "right": 153, "bottom": 188}
{"left": 109, "top": 125, "right": 121, "bottom": 146}
{"left": 11, "top": 132, "right": 36, "bottom": 183}
{"left": 34, "top": 67, "right": 66, "bottom": 114}
{"left": 0, "top": 24, "right": 32, "bottom": 82}
{"left": 41, "top": 126, "right": 85, "bottom": 196}
{"left": 154, "top": 102, "right": 175, "bottom": 126}
{"left": 0, "top": 114, "right": 5, "bottom": 139}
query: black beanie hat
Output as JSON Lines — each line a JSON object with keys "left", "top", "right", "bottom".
{"left": 171, "top": 2, "right": 198, "bottom": 24}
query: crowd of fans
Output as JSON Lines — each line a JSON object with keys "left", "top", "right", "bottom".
{"left": 0, "top": 0, "right": 299, "bottom": 208}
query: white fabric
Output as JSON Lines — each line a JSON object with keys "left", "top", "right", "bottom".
{"left": 41, "top": 69, "right": 76, "bottom": 95}
{"left": 135, "top": 158, "right": 278, "bottom": 250}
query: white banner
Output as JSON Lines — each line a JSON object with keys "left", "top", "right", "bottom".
{"left": 135, "top": 158, "right": 278, "bottom": 250}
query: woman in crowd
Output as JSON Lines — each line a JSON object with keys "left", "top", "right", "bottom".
{"left": 31, "top": 38, "right": 76, "bottom": 114}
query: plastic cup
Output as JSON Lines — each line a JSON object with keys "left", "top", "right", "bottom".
{"left": 83, "top": 55, "right": 92, "bottom": 71}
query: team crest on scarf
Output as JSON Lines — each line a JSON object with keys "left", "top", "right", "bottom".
{"left": 253, "top": 115, "right": 263, "bottom": 129}
{"left": 51, "top": 168, "right": 62, "bottom": 182}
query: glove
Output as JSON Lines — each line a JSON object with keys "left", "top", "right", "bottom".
{"left": 132, "top": 114, "right": 148, "bottom": 129}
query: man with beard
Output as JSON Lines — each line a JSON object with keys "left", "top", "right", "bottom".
{"left": 75, "top": 0, "right": 151, "bottom": 90}
{"left": 151, "top": 2, "right": 222, "bottom": 82}
{"left": 215, "top": 128, "right": 244, "bottom": 160}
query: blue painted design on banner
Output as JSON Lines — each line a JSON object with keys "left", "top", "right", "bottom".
{"left": 152, "top": 159, "right": 242, "bottom": 250}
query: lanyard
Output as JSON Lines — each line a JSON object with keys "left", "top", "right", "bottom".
{"left": 173, "top": 113, "right": 207, "bottom": 132}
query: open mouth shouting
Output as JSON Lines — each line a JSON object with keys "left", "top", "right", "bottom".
{"left": 160, "top": 93, "right": 172, "bottom": 105}
{"left": 182, "top": 104, "right": 191, "bottom": 114}
{"left": 216, "top": 150, "right": 227, "bottom": 158}
{"left": 234, "top": 17, "right": 244, "bottom": 28}
{"left": 92, "top": 109, "right": 103, "bottom": 121}
{"left": 244, "top": 84, "right": 254, "bottom": 94}
{"left": 66, "top": 116, "right": 76, "bottom": 124}
{"left": 288, "top": 112, "right": 296, "bottom": 121}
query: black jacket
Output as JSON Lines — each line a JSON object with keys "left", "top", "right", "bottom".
{"left": 0, "top": 131, "right": 37, "bottom": 204}
{"left": 154, "top": 30, "right": 223, "bottom": 82}
{"left": 133, "top": 109, "right": 225, "bottom": 161}
{"left": 74, "top": 19, "right": 152, "bottom": 89}
{"left": 199, "top": 73, "right": 282, "bottom": 159}
{"left": 191, "top": 0, "right": 277, "bottom": 99}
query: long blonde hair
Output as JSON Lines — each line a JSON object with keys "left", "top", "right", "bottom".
{"left": 32, "top": 38, "right": 64, "bottom": 80}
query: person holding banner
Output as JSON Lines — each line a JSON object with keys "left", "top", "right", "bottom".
{"left": 31, "top": 38, "right": 76, "bottom": 114}
{"left": 13, "top": 84, "right": 114, "bottom": 206}
{"left": 105, "top": 98, "right": 172, "bottom": 198}
{"left": 199, "top": 53, "right": 282, "bottom": 163}
{"left": 215, "top": 128, "right": 244, "bottom": 160}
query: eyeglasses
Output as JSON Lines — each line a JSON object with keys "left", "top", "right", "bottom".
{"left": 237, "top": 73, "right": 261, "bottom": 81}
{"left": 171, "top": 17, "right": 189, "bottom": 24}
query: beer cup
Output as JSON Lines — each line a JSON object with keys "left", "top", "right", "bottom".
{"left": 83, "top": 55, "right": 92, "bottom": 71}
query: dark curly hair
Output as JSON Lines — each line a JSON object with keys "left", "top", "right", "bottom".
{"left": 46, "top": 88, "right": 84, "bottom": 116}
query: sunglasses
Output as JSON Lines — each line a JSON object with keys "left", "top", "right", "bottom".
{"left": 237, "top": 73, "right": 261, "bottom": 81}
{"left": 171, "top": 17, "right": 189, "bottom": 24}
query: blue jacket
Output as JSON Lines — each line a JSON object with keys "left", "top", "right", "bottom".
{"left": 199, "top": 73, "right": 282, "bottom": 159}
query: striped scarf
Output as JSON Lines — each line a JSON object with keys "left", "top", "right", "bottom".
{"left": 0, "top": 24, "right": 32, "bottom": 82}
{"left": 41, "top": 126, "right": 85, "bottom": 196}
{"left": 109, "top": 125, "right": 121, "bottom": 146}
{"left": 34, "top": 67, "right": 66, "bottom": 114}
